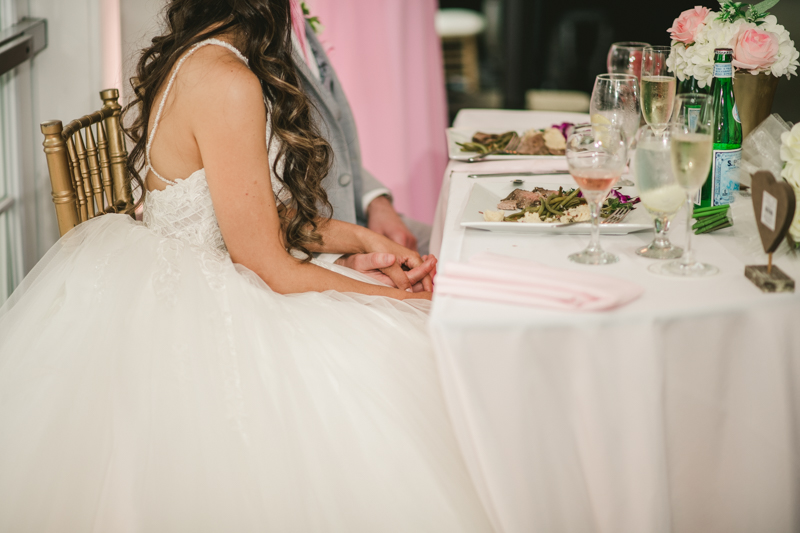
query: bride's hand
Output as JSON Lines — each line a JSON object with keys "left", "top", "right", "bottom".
{"left": 358, "top": 232, "right": 437, "bottom": 292}
{"left": 335, "top": 253, "right": 436, "bottom": 292}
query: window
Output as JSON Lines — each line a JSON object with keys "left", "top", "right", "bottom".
{"left": 0, "top": 1, "right": 24, "bottom": 302}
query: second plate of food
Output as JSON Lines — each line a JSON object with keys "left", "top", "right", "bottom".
{"left": 460, "top": 180, "right": 652, "bottom": 235}
{"left": 447, "top": 128, "right": 567, "bottom": 161}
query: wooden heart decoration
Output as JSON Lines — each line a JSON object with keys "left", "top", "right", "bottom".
{"left": 751, "top": 171, "right": 797, "bottom": 254}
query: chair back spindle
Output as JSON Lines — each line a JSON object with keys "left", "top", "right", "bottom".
{"left": 41, "top": 122, "right": 80, "bottom": 234}
{"left": 64, "top": 137, "right": 89, "bottom": 222}
{"left": 40, "top": 89, "right": 134, "bottom": 236}
{"left": 100, "top": 89, "right": 132, "bottom": 210}
{"left": 72, "top": 130, "right": 95, "bottom": 220}
{"left": 96, "top": 123, "right": 115, "bottom": 208}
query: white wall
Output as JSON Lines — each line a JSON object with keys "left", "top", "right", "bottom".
{"left": 10, "top": 0, "right": 164, "bottom": 271}
{"left": 12, "top": 0, "right": 105, "bottom": 269}
{"left": 120, "top": 0, "right": 163, "bottom": 103}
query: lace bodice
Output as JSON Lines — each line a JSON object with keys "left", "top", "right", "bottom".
{"left": 144, "top": 169, "right": 226, "bottom": 253}
{"left": 143, "top": 38, "right": 289, "bottom": 254}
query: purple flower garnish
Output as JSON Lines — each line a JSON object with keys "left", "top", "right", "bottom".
{"left": 608, "top": 189, "right": 641, "bottom": 204}
{"left": 577, "top": 189, "right": 641, "bottom": 205}
{"left": 552, "top": 122, "right": 574, "bottom": 140}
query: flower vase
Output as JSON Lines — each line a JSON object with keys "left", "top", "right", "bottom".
{"left": 733, "top": 71, "right": 779, "bottom": 139}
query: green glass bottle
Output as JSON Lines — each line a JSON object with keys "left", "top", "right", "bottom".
{"left": 697, "top": 48, "right": 742, "bottom": 207}
{"left": 677, "top": 76, "right": 712, "bottom": 95}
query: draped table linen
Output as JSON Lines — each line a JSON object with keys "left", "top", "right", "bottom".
{"left": 430, "top": 109, "right": 800, "bottom": 533}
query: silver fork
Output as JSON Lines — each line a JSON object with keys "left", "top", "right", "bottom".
{"left": 554, "top": 205, "right": 632, "bottom": 227}
{"left": 467, "top": 133, "right": 522, "bottom": 163}
{"left": 601, "top": 205, "right": 632, "bottom": 224}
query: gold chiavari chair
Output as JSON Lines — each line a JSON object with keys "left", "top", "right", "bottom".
{"left": 40, "top": 89, "right": 135, "bottom": 237}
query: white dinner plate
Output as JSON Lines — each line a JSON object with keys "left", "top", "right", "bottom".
{"left": 460, "top": 180, "right": 652, "bottom": 235}
{"left": 446, "top": 128, "right": 565, "bottom": 161}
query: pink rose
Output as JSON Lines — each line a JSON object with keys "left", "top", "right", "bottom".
{"left": 667, "top": 6, "right": 710, "bottom": 44}
{"left": 732, "top": 28, "right": 780, "bottom": 70}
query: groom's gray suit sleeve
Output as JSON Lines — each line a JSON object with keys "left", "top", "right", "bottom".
{"left": 292, "top": 23, "right": 388, "bottom": 228}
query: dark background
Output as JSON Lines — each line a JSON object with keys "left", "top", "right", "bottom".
{"left": 440, "top": 0, "right": 800, "bottom": 123}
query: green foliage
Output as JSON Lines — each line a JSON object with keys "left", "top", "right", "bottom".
{"left": 717, "top": 0, "right": 780, "bottom": 24}
{"left": 300, "top": 2, "right": 323, "bottom": 34}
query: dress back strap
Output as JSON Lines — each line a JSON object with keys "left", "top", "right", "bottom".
{"left": 146, "top": 38, "right": 250, "bottom": 186}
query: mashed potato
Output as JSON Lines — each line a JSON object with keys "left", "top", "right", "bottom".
{"left": 543, "top": 128, "right": 566, "bottom": 150}
{"left": 521, "top": 212, "right": 542, "bottom": 223}
{"left": 483, "top": 210, "right": 505, "bottom": 222}
{"left": 559, "top": 204, "right": 591, "bottom": 223}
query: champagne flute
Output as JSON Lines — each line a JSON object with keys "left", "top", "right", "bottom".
{"left": 634, "top": 124, "right": 684, "bottom": 259}
{"left": 653, "top": 94, "right": 717, "bottom": 277}
{"left": 607, "top": 42, "right": 650, "bottom": 80}
{"left": 640, "top": 46, "right": 676, "bottom": 134}
{"left": 590, "top": 73, "right": 640, "bottom": 186}
{"left": 566, "top": 125, "right": 627, "bottom": 265}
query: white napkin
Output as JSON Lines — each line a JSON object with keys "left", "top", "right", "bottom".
{"left": 435, "top": 253, "right": 644, "bottom": 312}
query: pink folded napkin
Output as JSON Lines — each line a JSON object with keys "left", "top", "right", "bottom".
{"left": 435, "top": 253, "right": 644, "bottom": 312}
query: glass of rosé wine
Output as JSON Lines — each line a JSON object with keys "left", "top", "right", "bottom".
{"left": 566, "top": 124, "right": 628, "bottom": 265}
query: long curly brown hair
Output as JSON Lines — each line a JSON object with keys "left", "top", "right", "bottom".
{"left": 123, "top": 0, "right": 333, "bottom": 259}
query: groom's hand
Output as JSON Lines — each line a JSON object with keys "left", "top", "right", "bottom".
{"left": 367, "top": 196, "right": 418, "bottom": 252}
{"left": 335, "top": 253, "right": 436, "bottom": 292}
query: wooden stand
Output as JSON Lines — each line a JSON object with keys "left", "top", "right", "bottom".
{"left": 745, "top": 263, "right": 795, "bottom": 293}
{"left": 746, "top": 171, "right": 797, "bottom": 293}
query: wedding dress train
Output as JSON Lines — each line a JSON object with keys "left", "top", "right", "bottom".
{"left": 0, "top": 39, "right": 491, "bottom": 532}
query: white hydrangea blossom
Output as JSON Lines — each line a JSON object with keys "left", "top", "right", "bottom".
{"left": 759, "top": 15, "right": 800, "bottom": 80}
{"left": 667, "top": 10, "right": 799, "bottom": 87}
{"left": 780, "top": 123, "right": 800, "bottom": 242}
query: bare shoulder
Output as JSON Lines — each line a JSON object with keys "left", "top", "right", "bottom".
{"left": 178, "top": 44, "right": 265, "bottom": 123}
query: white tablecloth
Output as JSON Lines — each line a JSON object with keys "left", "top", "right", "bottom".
{"left": 430, "top": 109, "right": 800, "bottom": 533}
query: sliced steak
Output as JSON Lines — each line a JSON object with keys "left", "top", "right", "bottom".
{"left": 497, "top": 199, "right": 519, "bottom": 210}
{"left": 517, "top": 132, "right": 548, "bottom": 155}
{"left": 498, "top": 188, "right": 546, "bottom": 210}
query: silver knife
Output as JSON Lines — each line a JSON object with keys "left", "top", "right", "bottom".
{"left": 467, "top": 171, "right": 570, "bottom": 178}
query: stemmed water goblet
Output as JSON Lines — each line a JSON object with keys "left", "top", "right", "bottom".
{"left": 633, "top": 124, "right": 684, "bottom": 259}
{"left": 640, "top": 46, "right": 676, "bottom": 134}
{"left": 607, "top": 41, "right": 650, "bottom": 80}
{"left": 590, "top": 73, "right": 640, "bottom": 186}
{"left": 651, "top": 93, "right": 718, "bottom": 277}
{"left": 566, "top": 124, "right": 628, "bottom": 265}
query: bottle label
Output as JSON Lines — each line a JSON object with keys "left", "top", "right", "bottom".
{"left": 711, "top": 148, "right": 741, "bottom": 206}
{"left": 733, "top": 103, "right": 741, "bottom": 123}
{"left": 688, "top": 107, "right": 700, "bottom": 132}
{"left": 713, "top": 63, "right": 733, "bottom": 78}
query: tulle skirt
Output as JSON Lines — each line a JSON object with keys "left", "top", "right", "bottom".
{"left": 0, "top": 215, "right": 491, "bottom": 532}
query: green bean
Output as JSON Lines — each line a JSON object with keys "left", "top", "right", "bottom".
{"left": 457, "top": 142, "right": 488, "bottom": 154}
{"left": 543, "top": 198, "right": 563, "bottom": 217}
{"left": 563, "top": 188, "right": 580, "bottom": 203}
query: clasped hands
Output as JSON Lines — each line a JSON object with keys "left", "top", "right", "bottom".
{"left": 335, "top": 197, "right": 436, "bottom": 292}
{"left": 335, "top": 249, "right": 436, "bottom": 293}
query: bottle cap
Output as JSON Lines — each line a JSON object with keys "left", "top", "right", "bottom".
{"left": 714, "top": 48, "right": 734, "bottom": 56}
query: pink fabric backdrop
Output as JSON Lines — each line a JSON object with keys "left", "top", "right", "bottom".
{"left": 307, "top": 0, "right": 449, "bottom": 224}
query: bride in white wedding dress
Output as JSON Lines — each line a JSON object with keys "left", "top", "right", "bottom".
{"left": 0, "top": 1, "right": 492, "bottom": 531}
